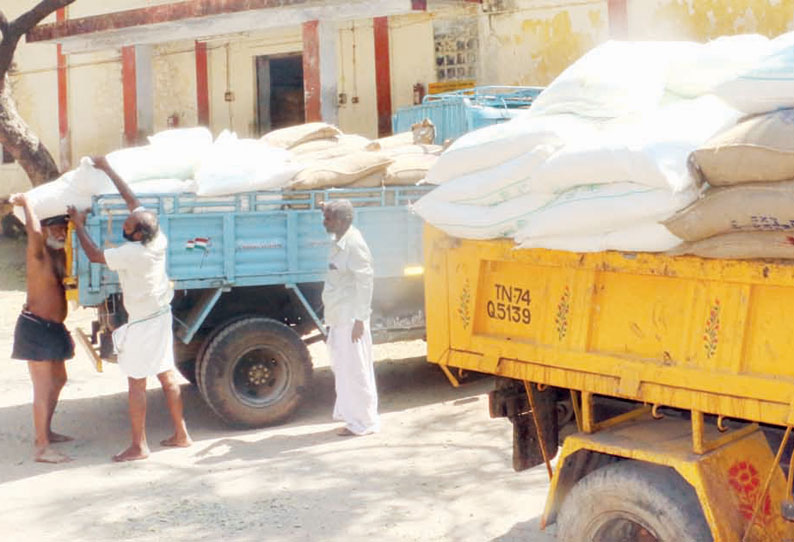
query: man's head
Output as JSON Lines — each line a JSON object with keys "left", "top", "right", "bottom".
{"left": 40, "top": 215, "right": 69, "bottom": 250}
{"left": 322, "top": 200, "right": 354, "bottom": 238}
{"left": 122, "top": 209, "right": 158, "bottom": 245}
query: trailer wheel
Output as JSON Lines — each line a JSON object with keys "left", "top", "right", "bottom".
{"left": 197, "top": 317, "right": 312, "bottom": 428}
{"left": 557, "top": 460, "right": 712, "bottom": 542}
{"left": 173, "top": 333, "right": 204, "bottom": 385}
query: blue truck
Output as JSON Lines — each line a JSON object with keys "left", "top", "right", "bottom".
{"left": 67, "top": 186, "right": 431, "bottom": 427}
{"left": 66, "top": 86, "right": 540, "bottom": 428}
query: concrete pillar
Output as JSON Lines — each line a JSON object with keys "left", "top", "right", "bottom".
{"left": 608, "top": 0, "right": 629, "bottom": 39}
{"left": 121, "top": 44, "right": 153, "bottom": 146}
{"left": 303, "top": 20, "right": 339, "bottom": 125}
{"left": 373, "top": 17, "right": 392, "bottom": 137}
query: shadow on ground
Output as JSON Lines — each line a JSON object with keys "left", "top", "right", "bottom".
{"left": 0, "top": 355, "right": 493, "bottom": 484}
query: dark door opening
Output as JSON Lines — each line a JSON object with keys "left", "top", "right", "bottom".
{"left": 256, "top": 54, "right": 305, "bottom": 135}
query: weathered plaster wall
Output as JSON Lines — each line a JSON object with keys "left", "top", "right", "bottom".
{"left": 630, "top": 0, "right": 794, "bottom": 40}
{"left": 336, "top": 20, "right": 378, "bottom": 138}
{"left": 206, "top": 27, "right": 303, "bottom": 138}
{"left": 480, "top": 0, "right": 608, "bottom": 86}
{"left": 67, "top": 50, "right": 124, "bottom": 159}
{"left": 389, "top": 13, "right": 436, "bottom": 112}
{"left": 153, "top": 41, "right": 198, "bottom": 133}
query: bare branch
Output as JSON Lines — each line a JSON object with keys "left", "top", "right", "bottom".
{"left": 0, "top": 11, "right": 9, "bottom": 39}
{"left": 12, "top": 0, "right": 75, "bottom": 37}
{"left": 0, "top": 0, "right": 74, "bottom": 82}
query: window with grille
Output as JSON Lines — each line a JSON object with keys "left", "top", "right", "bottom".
{"left": 433, "top": 19, "right": 478, "bottom": 82}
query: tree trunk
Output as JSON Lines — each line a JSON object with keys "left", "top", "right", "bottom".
{"left": 0, "top": 73, "right": 60, "bottom": 186}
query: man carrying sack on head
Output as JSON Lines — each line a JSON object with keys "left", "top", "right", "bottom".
{"left": 10, "top": 194, "right": 74, "bottom": 464}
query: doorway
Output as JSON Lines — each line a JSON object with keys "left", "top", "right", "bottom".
{"left": 256, "top": 54, "right": 305, "bottom": 135}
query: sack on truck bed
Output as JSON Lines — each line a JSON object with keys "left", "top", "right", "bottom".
{"left": 384, "top": 154, "right": 438, "bottom": 186}
{"left": 512, "top": 183, "right": 697, "bottom": 241}
{"left": 194, "top": 131, "right": 299, "bottom": 196}
{"left": 714, "top": 32, "right": 794, "bottom": 116}
{"left": 517, "top": 223, "right": 682, "bottom": 253}
{"left": 261, "top": 122, "right": 342, "bottom": 149}
{"left": 663, "top": 181, "right": 794, "bottom": 242}
{"left": 670, "top": 231, "right": 794, "bottom": 260}
{"left": 288, "top": 152, "right": 393, "bottom": 190}
{"left": 691, "top": 108, "right": 794, "bottom": 186}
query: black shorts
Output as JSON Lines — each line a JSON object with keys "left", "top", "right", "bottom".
{"left": 11, "top": 311, "right": 75, "bottom": 362}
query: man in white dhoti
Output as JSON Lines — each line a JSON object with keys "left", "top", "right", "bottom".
{"left": 67, "top": 156, "right": 191, "bottom": 461}
{"left": 321, "top": 200, "right": 380, "bottom": 436}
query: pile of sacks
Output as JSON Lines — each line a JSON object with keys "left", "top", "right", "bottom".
{"left": 666, "top": 108, "right": 794, "bottom": 259}
{"left": 15, "top": 120, "right": 441, "bottom": 223}
{"left": 413, "top": 31, "right": 794, "bottom": 256}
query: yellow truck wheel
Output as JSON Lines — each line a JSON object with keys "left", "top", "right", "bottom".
{"left": 557, "top": 460, "right": 712, "bottom": 542}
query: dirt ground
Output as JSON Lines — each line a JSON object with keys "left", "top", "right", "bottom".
{"left": 0, "top": 235, "right": 556, "bottom": 542}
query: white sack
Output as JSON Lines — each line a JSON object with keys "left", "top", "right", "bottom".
{"left": 104, "top": 127, "right": 212, "bottom": 183}
{"left": 424, "top": 144, "right": 557, "bottom": 206}
{"left": 528, "top": 41, "right": 688, "bottom": 119}
{"left": 195, "top": 131, "right": 301, "bottom": 196}
{"left": 13, "top": 174, "right": 91, "bottom": 224}
{"left": 412, "top": 190, "right": 555, "bottom": 240}
{"left": 512, "top": 183, "right": 698, "bottom": 241}
{"left": 529, "top": 95, "right": 740, "bottom": 193}
{"left": 666, "top": 34, "right": 771, "bottom": 98}
{"left": 425, "top": 113, "right": 591, "bottom": 185}
{"left": 517, "top": 223, "right": 683, "bottom": 253}
{"left": 100, "top": 178, "right": 197, "bottom": 195}
{"left": 715, "top": 31, "right": 794, "bottom": 115}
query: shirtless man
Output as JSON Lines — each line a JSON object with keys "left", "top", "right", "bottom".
{"left": 10, "top": 193, "right": 74, "bottom": 464}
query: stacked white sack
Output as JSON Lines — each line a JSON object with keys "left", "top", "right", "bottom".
{"left": 13, "top": 126, "right": 212, "bottom": 224}
{"left": 194, "top": 130, "right": 301, "bottom": 196}
{"left": 413, "top": 36, "right": 776, "bottom": 252}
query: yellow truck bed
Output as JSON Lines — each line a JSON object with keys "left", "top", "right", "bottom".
{"left": 424, "top": 224, "right": 794, "bottom": 429}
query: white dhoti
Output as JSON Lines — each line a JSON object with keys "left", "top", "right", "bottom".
{"left": 327, "top": 320, "right": 380, "bottom": 435}
{"left": 112, "top": 309, "right": 175, "bottom": 379}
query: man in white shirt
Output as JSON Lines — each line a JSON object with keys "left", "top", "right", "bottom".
{"left": 67, "top": 156, "right": 191, "bottom": 462}
{"left": 321, "top": 200, "right": 380, "bottom": 436}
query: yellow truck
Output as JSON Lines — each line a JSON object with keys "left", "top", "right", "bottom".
{"left": 424, "top": 225, "right": 794, "bottom": 542}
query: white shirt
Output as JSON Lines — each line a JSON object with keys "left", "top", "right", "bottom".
{"left": 104, "top": 231, "right": 174, "bottom": 321}
{"left": 322, "top": 225, "right": 374, "bottom": 327}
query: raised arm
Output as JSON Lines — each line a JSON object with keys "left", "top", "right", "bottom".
{"left": 91, "top": 155, "right": 141, "bottom": 212}
{"left": 66, "top": 205, "right": 106, "bottom": 264}
{"left": 10, "top": 193, "right": 44, "bottom": 259}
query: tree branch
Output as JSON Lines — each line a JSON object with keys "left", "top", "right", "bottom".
{"left": 12, "top": 0, "right": 74, "bottom": 38}
{"left": 0, "top": 0, "right": 74, "bottom": 86}
{"left": 0, "top": 11, "right": 9, "bottom": 39}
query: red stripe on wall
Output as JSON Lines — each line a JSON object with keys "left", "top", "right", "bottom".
{"left": 608, "top": 0, "right": 628, "bottom": 39}
{"left": 56, "top": 8, "right": 70, "bottom": 169}
{"left": 302, "top": 20, "right": 321, "bottom": 123}
{"left": 121, "top": 46, "right": 138, "bottom": 146}
{"left": 195, "top": 41, "right": 210, "bottom": 126}
{"left": 373, "top": 17, "right": 392, "bottom": 137}
{"left": 411, "top": 0, "right": 427, "bottom": 10}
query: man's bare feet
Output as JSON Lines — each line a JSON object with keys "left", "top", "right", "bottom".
{"left": 112, "top": 445, "right": 150, "bottom": 462}
{"left": 48, "top": 431, "right": 74, "bottom": 443}
{"left": 336, "top": 427, "right": 358, "bottom": 437}
{"left": 35, "top": 446, "right": 72, "bottom": 464}
{"left": 160, "top": 434, "right": 192, "bottom": 448}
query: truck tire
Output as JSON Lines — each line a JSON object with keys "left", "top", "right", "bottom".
{"left": 197, "top": 317, "right": 312, "bottom": 428}
{"left": 557, "top": 460, "right": 713, "bottom": 542}
{"left": 173, "top": 333, "right": 202, "bottom": 385}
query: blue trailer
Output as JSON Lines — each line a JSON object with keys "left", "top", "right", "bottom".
{"left": 67, "top": 186, "right": 431, "bottom": 427}
{"left": 392, "top": 85, "right": 543, "bottom": 143}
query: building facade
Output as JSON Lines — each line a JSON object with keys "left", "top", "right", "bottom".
{"left": 2, "top": 0, "right": 793, "bottom": 194}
